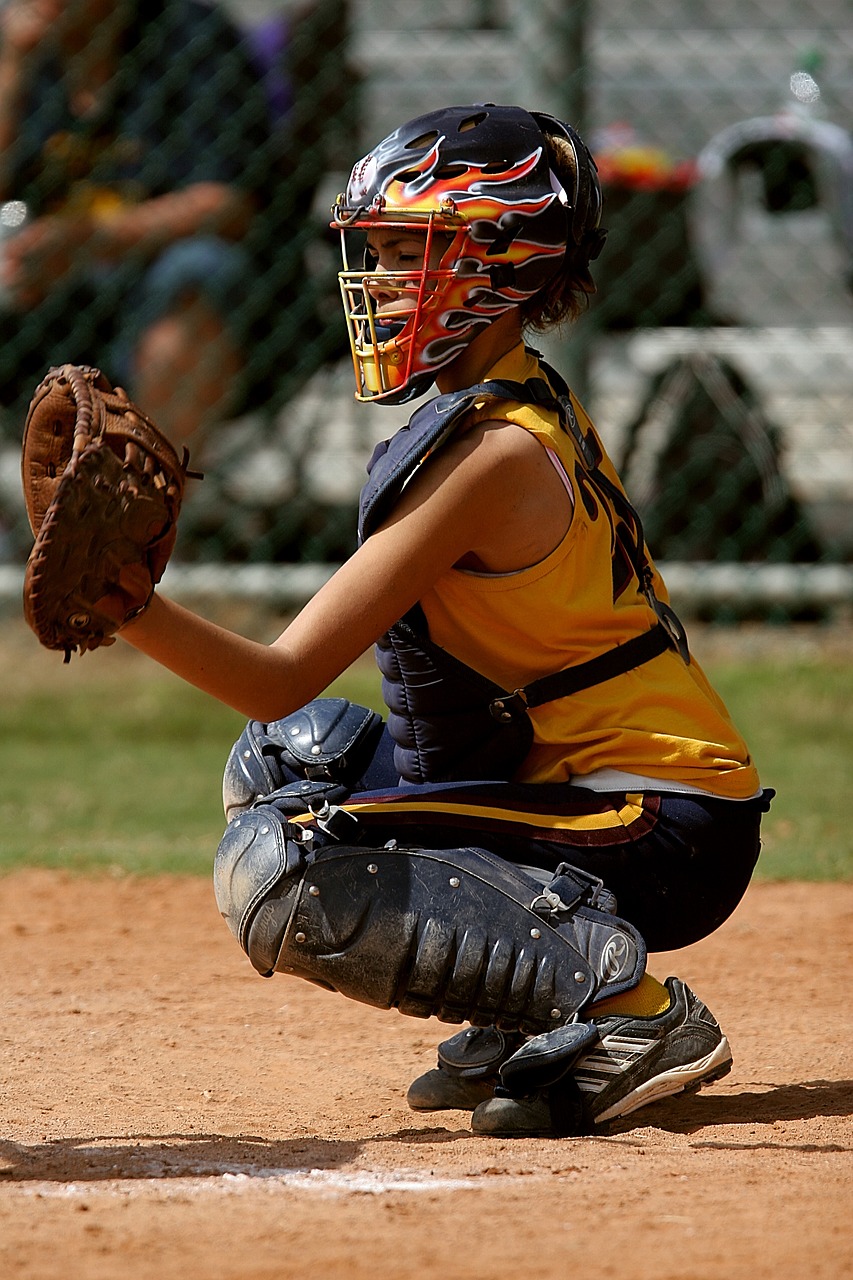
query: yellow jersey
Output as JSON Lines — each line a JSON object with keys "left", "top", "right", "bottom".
{"left": 418, "top": 344, "right": 760, "bottom": 800}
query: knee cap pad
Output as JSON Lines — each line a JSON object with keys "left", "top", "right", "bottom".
{"left": 213, "top": 804, "right": 310, "bottom": 967}
{"left": 222, "top": 698, "right": 384, "bottom": 819}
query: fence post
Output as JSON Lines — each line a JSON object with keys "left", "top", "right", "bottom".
{"left": 509, "top": 0, "right": 593, "bottom": 403}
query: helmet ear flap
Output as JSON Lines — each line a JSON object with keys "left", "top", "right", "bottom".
{"left": 530, "top": 111, "right": 604, "bottom": 249}
{"left": 530, "top": 111, "right": 607, "bottom": 289}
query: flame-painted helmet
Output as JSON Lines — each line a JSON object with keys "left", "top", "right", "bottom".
{"left": 332, "top": 103, "right": 605, "bottom": 404}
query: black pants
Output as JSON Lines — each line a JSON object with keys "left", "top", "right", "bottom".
{"left": 274, "top": 722, "right": 771, "bottom": 955}
{"left": 540, "top": 790, "right": 769, "bottom": 951}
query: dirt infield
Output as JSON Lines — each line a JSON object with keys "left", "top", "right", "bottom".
{"left": 0, "top": 869, "right": 850, "bottom": 1280}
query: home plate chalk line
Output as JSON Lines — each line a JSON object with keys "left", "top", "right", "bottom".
{"left": 17, "top": 1167, "right": 524, "bottom": 1199}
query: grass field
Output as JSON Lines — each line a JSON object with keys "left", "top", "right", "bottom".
{"left": 2, "top": 620, "right": 851, "bottom": 880}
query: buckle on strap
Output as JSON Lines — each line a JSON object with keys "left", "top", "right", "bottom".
{"left": 308, "top": 799, "right": 360, "bottom": 842}
{"left": 558, "top": 394, "right": 598, "bottom": 469}
{"left": 489, "top": 688, "right": 529, "bottom": 723}
{"left": 531, "top": 863, "right": 618, "bottom": 918}
{"left": 642, "top": 571, "right": 690, "bottom": 664}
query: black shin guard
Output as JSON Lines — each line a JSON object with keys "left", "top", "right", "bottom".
{"left": 214, "top": 808, "right": 646, "bottom": 1035}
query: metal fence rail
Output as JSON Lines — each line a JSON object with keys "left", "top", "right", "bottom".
{"left": 2, "top": 562, "right": 851, "bottom": 620}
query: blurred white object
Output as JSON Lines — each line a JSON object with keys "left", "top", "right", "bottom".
{"left": 689, "top": 111, "right": 853, "bottom": 326}
{"left": 0, "top": 200, "right": 29, "bottom": 311}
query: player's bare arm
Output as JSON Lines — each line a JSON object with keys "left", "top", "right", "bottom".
{"left": 120, "top": 417, "right": 568, "bottom": 719}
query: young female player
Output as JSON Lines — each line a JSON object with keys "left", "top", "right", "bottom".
{"left": 121, "top": 104, "right": 771, "bottom": 1137}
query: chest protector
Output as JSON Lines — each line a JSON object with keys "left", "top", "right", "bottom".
{"left": 359, "top": 367, "right": 688, "bottom": 785}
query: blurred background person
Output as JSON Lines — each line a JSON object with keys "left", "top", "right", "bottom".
{"left": 0, "top": 0, "right": 273, "bottom": 446}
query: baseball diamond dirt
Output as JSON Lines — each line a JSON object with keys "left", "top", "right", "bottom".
{"left": 0, "top": 869, "right": 850, "bottom": 1280}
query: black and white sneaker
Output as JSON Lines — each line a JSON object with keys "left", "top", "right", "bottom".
{"left": 470, "top": 977, "right": 733, "bottom": 1138}
{"left": 406, "top": 1026, "right": 522, "bottom": 1112}
{"left": 406, "top": 1069, "right": 498, "bottom": 1112}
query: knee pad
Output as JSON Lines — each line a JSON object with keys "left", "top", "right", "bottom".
{"left": 213, "top": 801, "right": 313, "bottom": 961}
{"left": 214, "top": 813, "right": 646, "bottom": 1034}
{"left": 222, "top": 698, "right": 385, "bottom": 819}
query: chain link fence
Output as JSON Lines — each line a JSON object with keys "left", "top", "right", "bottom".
{"left": 1, "top": 0, "right": 851, "bottom": 622}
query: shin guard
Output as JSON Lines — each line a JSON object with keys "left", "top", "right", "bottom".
{"left": 214, "top": 809, "right": 645, "bottom": 1035}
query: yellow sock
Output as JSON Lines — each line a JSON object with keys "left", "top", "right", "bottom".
{"left": 588, "top": 972, "right": 671, "bottom": 1018}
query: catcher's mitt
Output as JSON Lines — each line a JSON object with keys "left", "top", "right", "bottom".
{"left": 21, "top": 364, "right": 197, "bottom": 661}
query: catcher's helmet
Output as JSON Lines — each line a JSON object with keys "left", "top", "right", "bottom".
{"left": 332, "top": 104, "right": 605, "bottom": 403}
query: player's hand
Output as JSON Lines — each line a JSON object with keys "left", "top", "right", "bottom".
{"left": 0, "top": 0, "right": 64, "bottom": 59}
{"left": 1, "top": 214, "right": 92, "bottom": 306}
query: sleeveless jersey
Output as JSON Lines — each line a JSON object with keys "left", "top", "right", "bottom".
{"left": 415, "top": 344, "right": 760, "bottom": 800}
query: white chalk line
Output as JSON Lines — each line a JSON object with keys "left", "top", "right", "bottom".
{"left": 11, "top": 1166, "right": 520, "bottom": 1200}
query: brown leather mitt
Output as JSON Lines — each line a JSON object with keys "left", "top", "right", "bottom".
{"left": 21, "top": 364, "right": 196, "bottom": 661}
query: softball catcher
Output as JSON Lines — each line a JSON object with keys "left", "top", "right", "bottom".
{"left": 22, "top": 104, "right": 772, "bottom": 1137}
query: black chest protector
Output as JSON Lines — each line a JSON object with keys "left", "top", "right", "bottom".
{"left": 358, "top": 363, "right": 689, "bottom": 785}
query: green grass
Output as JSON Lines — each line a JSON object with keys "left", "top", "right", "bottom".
{"left": 709, "top": 659, "right": 852, "bottom": 881}
{"left": 2, "top": 637, "right": 850, "bottom": 880}
{"left": 1, "top": 676, "right": 242, "bottom": 876}
{"left": 0, "top": 655, "right": 386, "bottom": 878}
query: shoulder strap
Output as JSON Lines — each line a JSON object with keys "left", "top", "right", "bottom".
{"left": 520, "top": 359, "right": 691, "bottom": 667}
{"left": 359, "top": 379, "right": 542, "bottom": 542}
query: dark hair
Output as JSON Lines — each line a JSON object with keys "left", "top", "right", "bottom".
{"left": 520, "top": 126, "right": 599, "bottom": 332}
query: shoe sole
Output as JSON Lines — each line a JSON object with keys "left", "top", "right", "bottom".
{"left": 594, "top": 1036, "right": 733, "bottom": 1124}
{"left": 472, "top": 1120, "right": 557, "bottom": 1138}
{"left": 408, "top": 1096, "right": 488, "bottom": 1112}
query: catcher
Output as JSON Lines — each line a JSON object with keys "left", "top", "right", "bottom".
{"left": 22, "top": 104, "right": 772, "bottom": 1138}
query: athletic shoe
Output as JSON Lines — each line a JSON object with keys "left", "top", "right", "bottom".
{"left": 406, "top": 1069, "right": 498, "bottom": 1112}
{"left": 406, "top": 1025, "right": 522, "bottom": 1112}
{"left": 470, "top": 976, "right": 733, "bottom": 1137}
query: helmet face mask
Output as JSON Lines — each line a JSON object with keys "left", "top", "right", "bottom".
{"left": 333, "top": 104, "right": 604, "bottom": 404}
{"left": 337, "top": 212, "right": 468, "bottom": 402}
